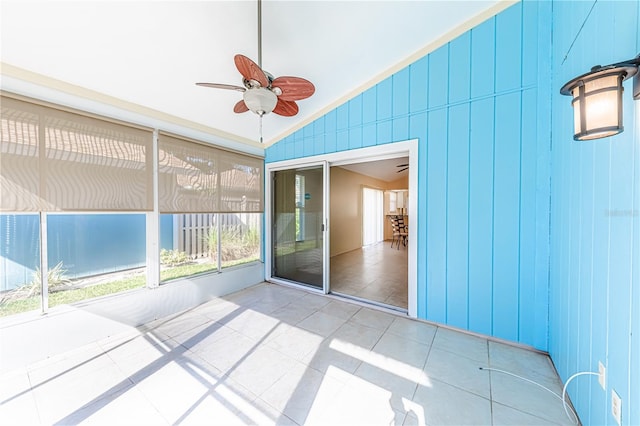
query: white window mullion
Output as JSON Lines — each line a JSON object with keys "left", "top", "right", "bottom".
{"left": 39, "top": 212, "right": 49, "bottom": 314}
{"left": 146, "top": 130, "right": 160, "bottom": 288}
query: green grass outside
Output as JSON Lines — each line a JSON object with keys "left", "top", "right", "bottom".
{"left": 0, "top": 257, "right": 259, "bottom": 318}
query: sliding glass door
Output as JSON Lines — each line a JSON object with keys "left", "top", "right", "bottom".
{"left": 272, "top": 165, "right": 325, "bottom": 289}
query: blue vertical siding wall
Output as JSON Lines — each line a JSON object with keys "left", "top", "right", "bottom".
{"left": 266, "top": 2, "right": 551, "bottom": 351}
{"left": 549, "top": 1, "right": 639, "bottom": 425}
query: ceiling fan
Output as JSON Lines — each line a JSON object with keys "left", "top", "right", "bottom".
{"left": 196, "top": 0, "right": 315, "bottom": 142}
{"left": 396, "top": 163, "right": 409, "bottom": 173}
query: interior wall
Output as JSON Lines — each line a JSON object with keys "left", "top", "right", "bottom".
{"left": 266, "top": 1, "right": 550, "bottom": 351}
{"left": 329, "top": 166, "right": 389, "bottom": 257}
{"left": 548, "top": 1, "right": 639, "bottom": 425}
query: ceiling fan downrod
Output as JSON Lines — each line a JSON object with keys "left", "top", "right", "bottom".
{"left": 257, "top": 0, "right": 262, "bottom": 69}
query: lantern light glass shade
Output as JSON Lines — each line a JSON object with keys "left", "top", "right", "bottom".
{"left": 568, "top": 72, "right": 624, "bottom": 140}
{"left": 561, "top": 63, "right": 638, "bottom": 141}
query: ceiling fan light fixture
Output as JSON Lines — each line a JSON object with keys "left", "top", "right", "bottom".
{"left": 243, "top": 87, "right": 277, "bottom": 115}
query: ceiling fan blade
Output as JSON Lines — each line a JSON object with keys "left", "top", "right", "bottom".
{"left": 234, "top": 54, "right": 269, "bottom": 88}
{"left": 233, "top": 100, "right": 249, "bottom": 113}
{"left": 196, "top": 82, "right": 246, "bottom": 92}
{"left": 396, "top": 163, "right": 409, "bottom": 167}
{"left": 397, "top": 167, "right": 409, "bottom": 173}
{"left": 273, "top": 99, "right": 299, "bottom": 117}
{"left": 271, "top": 76, "right": 315, "bottom": 101}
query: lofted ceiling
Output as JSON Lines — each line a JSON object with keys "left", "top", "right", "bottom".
{"left": 1, "top": 0, "right": 508, "bottom": 149}
{"left": 338, "top": 157, "right": 409, "bottom": 183}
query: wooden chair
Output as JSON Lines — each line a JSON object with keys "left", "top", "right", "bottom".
{"left": 390, "top": 215, "right": 408, "bottom": 249}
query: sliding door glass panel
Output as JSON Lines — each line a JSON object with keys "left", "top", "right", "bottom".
{"left": 272, "top": 167, "right": 323, "bottom": 288}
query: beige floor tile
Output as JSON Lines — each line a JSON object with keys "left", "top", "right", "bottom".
{"left": 490, "top": 369, "right": 574, "bottom": 425}
{"left": 431, "top": 327, "right": 489, "bottom": 363}
{"left": 1, "top": 282, "right": 576, "bottom": 425}
{"left": 423, "top": 347, "right": 490, "bottom": 398}
{"left": 350, "top": 307, "right": 396, "bottom": 330}
{"left": 297, "top": 311, "right": 347, "bottom": 337}
{"left": 492, "top": 401, "right": 562, "bottom": 425}
{"left": 387, "top": 317, "right": 437, "bottom": 345}
{"left": 412, "top": 379, "right": 492, "bottom": 426}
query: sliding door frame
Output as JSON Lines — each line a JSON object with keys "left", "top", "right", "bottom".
{"left": 265, "top": 160, "right": 330, "bottom": 294}
{"left": 265, "top": 139, "right": 418, "bottom": 317}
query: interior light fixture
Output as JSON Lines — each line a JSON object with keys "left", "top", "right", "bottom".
{"left": 560, "top": 54, "right": 640, "bottom": 141}
{"left": 243, "top": 87, "right": 277, "bottom": 116}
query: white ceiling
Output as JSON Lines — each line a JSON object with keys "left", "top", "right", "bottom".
{"left": 338, "top": 157, "right": 409, "bottom": 183}
{"left": 1, "top": 0, "right": 506, "bottom": 148}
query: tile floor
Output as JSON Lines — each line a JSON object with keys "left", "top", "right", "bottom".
{"left": 331, "top": 242, "right": 408, "bottom": 310}
{"left": 0, "top": 282, "right": 576, "bottom": 425}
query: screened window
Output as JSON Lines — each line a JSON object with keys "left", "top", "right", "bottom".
{"left": 1, "top": 95, "right": 153, "bottom": 212}
{"left": 158, "top": 132, "right": 263, "bottom": 214}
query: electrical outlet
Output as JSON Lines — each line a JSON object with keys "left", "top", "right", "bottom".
{"left": 611, "top": 389, "right": 622, "bottom": 425}
{"left": 598, "top": 361, "right": 606, "bottom": 390}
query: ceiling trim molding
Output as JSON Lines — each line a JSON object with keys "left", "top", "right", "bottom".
{"left": 0, "top": 62, "right": 265, "bottom": 151}
{"left": 264, "top": 0, "right": 519, "bottom": 147}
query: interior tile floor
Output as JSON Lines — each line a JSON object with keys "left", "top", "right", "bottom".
{"left": 331, "top": 241, "right": 408, "bottom": 310}
{"left": 0, "top": 282, "right": 575, "bottom": 425}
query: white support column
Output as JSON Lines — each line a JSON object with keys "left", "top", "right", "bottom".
{"left": 146, "top": 130, "right": 160, "bottom": 288}
{"left": 39, "top": 212, "right": 48, "bottom": 314}
{"left": 216, "top": 213, "right": 222, "bottom": 272}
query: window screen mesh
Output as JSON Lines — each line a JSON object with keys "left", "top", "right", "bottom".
{"left": 158, "top": 133, "right": 263, "bottom": 213}
{"left": 1, "top": 95, "right": 153, "bottom": 212}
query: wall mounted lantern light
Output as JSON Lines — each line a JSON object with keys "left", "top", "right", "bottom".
{"left": 560, "top": 54, "right": 640, "bottom": 141}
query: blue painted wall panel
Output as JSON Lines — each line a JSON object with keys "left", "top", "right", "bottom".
{"left": 468, "top": 98, "right": 494, "bottom": 336}
{"left": 445, "top": 104, "right": 470, "bottom": 329}
{"left": 313, "top": 134, "right": 324, "bottom": 156}
{"left": 336, "top": 130, "right": 349, "bottom": 152}
{"left": 324, "top": 131, "right": 337, "bottom": 154}
{"left": 362, "top": 123, "right": 376, "bottom": 148}
{"left": 294, "top": 139, "right": 304, "bottom": 158}
{"left": 492, "top": 92, "right": 521, "bottom": 342}
{"left": 392, "top": 117, "right": 408, "bottom": 143}
{"left": 362, "top": 87, "right": 377, "bottom": 124}
{"left": 265, "top": 2, "right": 554, "bottom": 355}
{"left": 303, "top": 137, "right": 314, "bottom": 157}
{"left": 518, "top": 88, "right": 537, "bottom": 346}
{"left": 548, "top": 1, "right": 639, "bottom": 424}
{"left": 314, "top": 117, "right": 325, "bottom": 136}
{"left": 349, "top": 127, "right": 362, "bottom": 150}
{"left": 409, "top": 57, "right": 428, "bottom": 113}
{"left": 336, "top": 104, "right": 349, "bottom": 130}
{"left": 376, "top": 121, "right": 392, "bottom": 145}
{"left": 495, "top": 3, "right": 522, "bottom": 92}
{"left": 303, "top": 122, "right": 313, "bottom": 139}
{"left": 426, "top": 108, "right": 448, "bottom": 324}
{"left": 428, "top": 46, "right": 448, "bottom": 108}
{"left": 521, "top": 0, "right": 538, "bottom": 87}
{"left": 470, "top": 18, "right": 495, "bottom": 98}
{"left": 448, "top": 33, "right": 471, "bottom": 103}
{"left": 349, "top": 95, "right": 362, "bottom": 127}
{"left": 377, "top": 78, "right": 392, "bottom": 120}
{"left": 325, "top": 109, "right": 337, "bottom": 133}
{"left": 392, "top": 68, "right": 409, "bottom": 116}
{"left": 285, "top": 140, "right": 295, "bottom": 159}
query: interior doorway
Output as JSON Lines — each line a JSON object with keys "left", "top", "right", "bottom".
{"left": 328, "top": 158, "right": 409, "bottom": 311}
